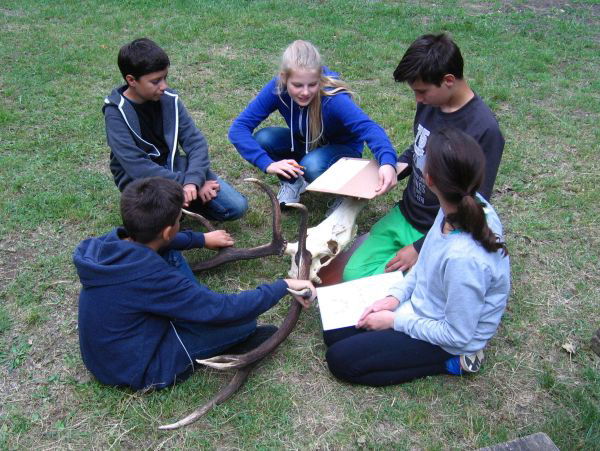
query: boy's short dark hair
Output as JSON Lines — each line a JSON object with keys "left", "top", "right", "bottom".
{"left": 393, "top": 33, "right": 464, "bottom": 86}
{"left": 118, "top": 38, "right": 170, "bottom": 81}
{"left": 120, "top": 177, "right": 183, "bottom": 243}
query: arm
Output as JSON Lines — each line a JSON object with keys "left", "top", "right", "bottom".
{"left": 176, "top": 100, "right": 211, "bottom": 188}
{"left": 329, "top": 94, "right": 397, "bottom": 169}
{"left": 478, "top": 127, "right": 505, "bottom": 200}
{"left": 228, "top": 78, "right": 280, "bottom": 172}
{"left": 394, "top": 257, "right": 490, "bottom": 350}
{"left": 144, "top": 278, "right": 291, "bottom": 326}
{"left": 105, "top": 108, "right": 185, "bottom": 183}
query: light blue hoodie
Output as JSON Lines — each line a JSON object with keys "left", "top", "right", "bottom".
{"left": 389, "top": 197, "right": 510, "bottom": 355}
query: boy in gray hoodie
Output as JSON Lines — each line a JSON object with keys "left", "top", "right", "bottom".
{"left": 103, "top": 38, "right": 247, "bottom": 222}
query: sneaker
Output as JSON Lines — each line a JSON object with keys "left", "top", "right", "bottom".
{"left": 325, "top": 196, "right": 344, "bottom": 217}
{"left": 277, "top": 176, "right": 308, "bottom": 206}
{"left": 445, "top": 349, "right": 484, "bottom": 375}
{"left": 460, "top": 349, "right": 484, "bottom": 373}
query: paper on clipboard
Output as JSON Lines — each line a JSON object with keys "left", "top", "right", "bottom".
{"left": 316, "top": 271, "right": 405, "bottom": 330}
{"left": 306, "top": 158, "right": 380, "bottom": 199}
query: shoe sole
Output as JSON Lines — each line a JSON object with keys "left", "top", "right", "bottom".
{"left": 460, "top": 349, "right": 484, "bottom": 373}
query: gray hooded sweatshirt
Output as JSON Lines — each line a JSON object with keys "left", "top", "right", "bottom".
{"left": 103, "top": 86, "right": 215, "bottom": 190}
{"left": 389, "top": 196, "right": 510, "bottom": 355}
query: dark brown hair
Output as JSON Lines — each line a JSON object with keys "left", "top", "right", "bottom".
{"left": 425, "top": 128, "right": 507, "bottom": 255}
{"left": 118, "top": 38, "right": 170, "bottom": 81}
{"left": 393, "top": 33, "right": 464, "bottom": 86}
{"left": 120, "top": 177, "right": 183, "bottom": 244}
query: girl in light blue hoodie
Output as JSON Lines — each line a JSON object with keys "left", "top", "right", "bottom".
{"left": 228, "top": 40, "right": 398, "bottom": 205}
{"left": 324, "top": 128, "right": 510, "bottom": 386}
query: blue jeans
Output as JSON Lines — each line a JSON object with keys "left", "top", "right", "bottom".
{"left": 254, "top": 127, "right": 361, "bottom": 182}
{"left": 162, "top": 250, "right": 257, "bottom": 363}
{"left": 188, "top": 176, "right": 248, "bottom": 222}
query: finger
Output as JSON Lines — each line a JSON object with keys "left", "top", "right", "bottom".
{"left": 278, "top": 169, "right": 292, "bottom": 180}
{"left": 384, "top": 262, "right": 401, "bottom": 273}
{"left": 385, "top": 257, "right": 400, "bottom": 269}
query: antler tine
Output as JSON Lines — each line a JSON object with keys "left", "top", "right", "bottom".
{"left": 190, "top": 178, "right": 286, "bottom": 273}
{"left": 285, "top": 202, "right": 311, "bottom": 280}
{"left": 196, "top": 202, "right": 312, "bottom": 370}
{"left": 182, "top": 209, "right": 216, "bottom": 232}
{"left": 158, "top": 364, "right": 255, "bottom": 430}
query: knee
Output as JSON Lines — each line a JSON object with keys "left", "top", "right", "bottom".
{"left": 299, "top": 153, "right": 323, "bottom": 183}
{"left": 222, "top": 195, "right": 249, "bottom": 221}
{"left": 254, "top": 127, "right": 282, "bottom": 154}
{"left": 325, "top": 345, "right": 357, "bottom": 382}
{"left": 229, "top": 195, "right": 249, "bottom": 220}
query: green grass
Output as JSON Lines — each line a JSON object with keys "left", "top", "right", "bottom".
{"left": 1, "top": 0, "right": 599, "bottom": 449}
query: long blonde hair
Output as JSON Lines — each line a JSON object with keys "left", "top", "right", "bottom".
{"left": 276, "top": 40, "right": 352, "bottom": 149}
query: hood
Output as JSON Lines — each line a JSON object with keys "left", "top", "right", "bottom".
{"left": 73, "top": 227, "right": 163, "bottom": 288}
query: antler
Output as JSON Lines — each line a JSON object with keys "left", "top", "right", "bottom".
{"left": 158, "top": 203, "right": 311, "bottom": 430}
{"left": 196, "top": 203, "right": 310, "bottom": 370}
{"left": 158, "top": 364, "right": 256, "bottom": 430}
{"left": 187, "top": 178, "right": 286, "bottom": 272}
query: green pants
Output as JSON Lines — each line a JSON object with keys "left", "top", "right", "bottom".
{"left": 343, "top": 206, "right": 424, "bottom": 281}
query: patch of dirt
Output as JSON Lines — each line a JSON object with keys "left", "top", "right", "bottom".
{"left": 461, "top": 0, "right": 600, "bottom": 25}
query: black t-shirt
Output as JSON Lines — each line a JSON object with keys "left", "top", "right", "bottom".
{"left": 397, "top": 95, "right": 505, "bottom": 250}
{"left": 127, "top": 98, "right": 170, "bottom": 166}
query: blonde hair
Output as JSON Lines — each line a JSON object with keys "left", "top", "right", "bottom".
{"left": 276, "top": 40, "right": 352, "bottom": 149}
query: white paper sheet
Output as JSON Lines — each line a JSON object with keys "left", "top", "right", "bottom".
{"left": 317, "top": 271, "right": 405, "bottom": 330}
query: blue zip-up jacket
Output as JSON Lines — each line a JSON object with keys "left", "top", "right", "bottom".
{"left": 228, "top": 68, "right": 397, "bottom": 172}
{"left": 103, "top": 86, "right": 216, "bottom": 191}
{"left": 73, "top": 227, "right": 288, "bottom": 390}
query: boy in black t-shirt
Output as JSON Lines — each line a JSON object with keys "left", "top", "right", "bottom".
{"left": 103, "top": 38, "right": 247, "bottom": 222}
{"left": 344, "top": 33, "right": 504, "bottom": 280}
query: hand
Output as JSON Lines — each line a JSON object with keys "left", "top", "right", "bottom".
{"left": 356, "top": 310, "right": 395, "bottom": 331}
{"left": 357, "top": 295, "right": 400, "bottom": 324}
{"left": 374, "top": 164, "right": 397, "bottom": 196}
{"left": 266, "top": 160, "right": 304, "bottom": 180}
{"left": 284, "top": 279, "right": 316, "bottom": 309}
{"left": 182, "top": 184, "right": 198, "bottom": 207}
{"left": 198, "top": 180, "right": 220, "bottom": 204}
{"left": 204, "top": 230, "right": 234, "bottom": 249}
{"left": 385, "top": 244, "right": 418, "bottom": 273}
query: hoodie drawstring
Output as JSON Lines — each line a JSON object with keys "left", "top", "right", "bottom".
{"left": 290, "top": 102, "right": 309, "bottom": 155}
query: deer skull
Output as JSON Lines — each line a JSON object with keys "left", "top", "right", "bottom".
{"left": 285, "top": 197, "right": 368, "bottom": 283}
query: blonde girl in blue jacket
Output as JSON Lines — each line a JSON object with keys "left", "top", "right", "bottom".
{"left": 229, "top": 40, "right": 398, "bottom": 205}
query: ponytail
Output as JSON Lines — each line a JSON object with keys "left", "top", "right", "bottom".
{"left": 426, "top": 128, "right": 508, "bottom": 256}
{"left": 447, "top": 194, "right": 507, "bottom": 255}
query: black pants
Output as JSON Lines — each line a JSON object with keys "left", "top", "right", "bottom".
{"left": 324, "top": 326, "right": 453, "bottom": 386}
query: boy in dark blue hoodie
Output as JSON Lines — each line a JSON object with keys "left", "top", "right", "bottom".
{"left": 73, "top": 177, "right": 314, "bottom": 391}
{"left": 103, "top": 38, "right": 247, "bottom": 221}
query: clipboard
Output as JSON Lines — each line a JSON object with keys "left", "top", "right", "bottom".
{"left": 306, "top": 158, "right": 380, "bottom": 199}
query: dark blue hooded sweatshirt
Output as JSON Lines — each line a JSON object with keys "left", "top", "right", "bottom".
{"left": 73, "top": 227, "right": 288, "bottom": 390}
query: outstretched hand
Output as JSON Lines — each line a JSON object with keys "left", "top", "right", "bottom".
{"left": 204, "top": 230, "right": 234, "bottom": 249}
{"left": 284, "top": 279, "right": 316, "bottom": 309}
{"left": 385, "top": 244, "right": 418, "bottom": 273}
{"left": 374, "top": 164, "right": 397, "bottom": 196}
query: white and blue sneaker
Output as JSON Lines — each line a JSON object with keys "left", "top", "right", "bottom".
{"left": 277, "top": 176, "right": 308, "bottom": 206}
{"left": 446, "top": 349, "right": 485, "bottom": 375}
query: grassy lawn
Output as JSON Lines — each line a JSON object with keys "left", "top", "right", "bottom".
{"left": 1, "top": 0, "right": 598, "bottom": 449}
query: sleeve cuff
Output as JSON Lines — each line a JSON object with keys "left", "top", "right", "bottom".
{"left": 255, "top": 154, "right": 275, "bottom": 173}
{"left": 378, "top": 153, "right": 397, "bottom": 168}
